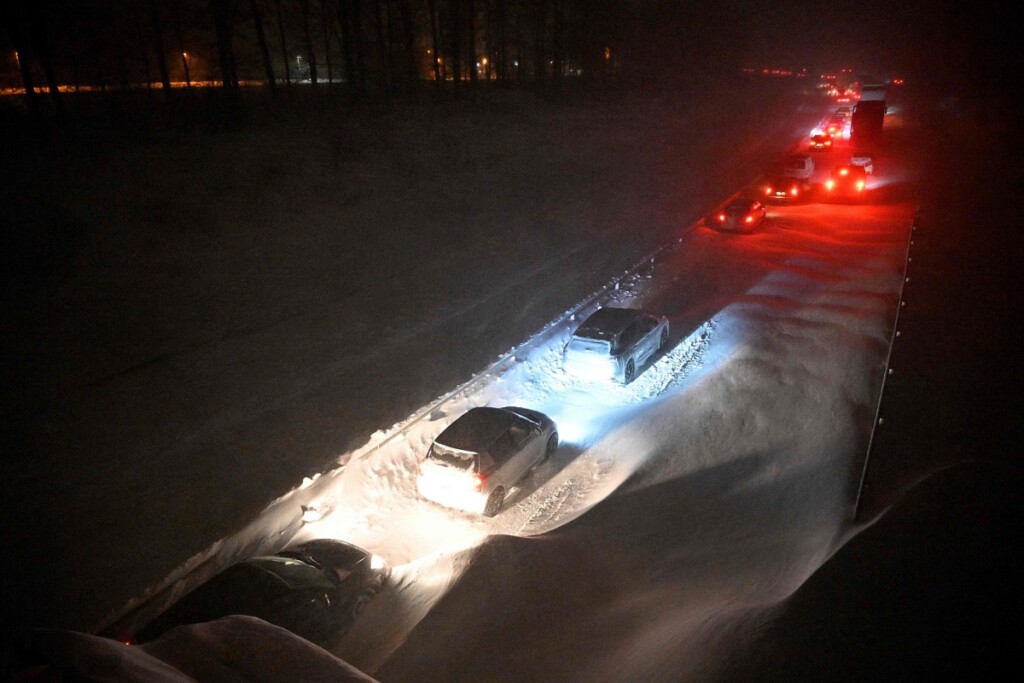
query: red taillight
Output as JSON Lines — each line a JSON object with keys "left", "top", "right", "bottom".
{"left": 745, "top": 215, "right": 753, "bottom": 223}
{"left": 856, "top": 180, "right": 865, "bottom": 191}
{"left": 765, "top": 187, "right": 772, "bottom": 195}
{"left": 825, "top": 179, "right": 835, "bottom": 190}
{"left": 473, "top": 473, "right": 485, "bottom": 492}
{"left": 790, "top": 187, "right": 798, "bottom": 196}
{"left": 717, "top": 213, "right": 726, "bottom": 222}
{"left": 839, "top": 167, "right": 848, "bottom": 175}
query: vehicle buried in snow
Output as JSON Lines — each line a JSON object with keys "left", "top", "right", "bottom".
{"left": 132, "top": 539, "right": 390, "bottom": 649}
{"left": 417, "top": 406, "right": 558, "bottom": 517}
{"left": 563, "top": 306, "right": 670, "bottom": 384}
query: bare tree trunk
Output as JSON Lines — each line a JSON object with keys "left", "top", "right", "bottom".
{"left": 321, "top": 0, "right": 334, "bottom": 83}
{"left": 337, "top": 0, "right": 368, "bottom": 93}
{"left": 496, "top": 0, "right": 506, "bottom": 83}
{"left": 147, "top": 0, "right": 172, "bottom": 91}
{"left": 532, "top": 0, "right": 545, "bottom": 85}
{"left": 336, "top": 0, "right": 356, "bottom": 89}
{"left": 425, "top": 0, "right": 441, "bottom": 86}
{"left": 373, "top": 0, "right": 391, "bottom": 93}
{"left": 7, "top": 6, "right": 41, "bottom": 118}
{"left": 466, "top": 0, "right": 476, "bottom": 87}
{"left": 299, "top": 0, "right": 318, "bottom": 85}
{"left": 551, "top": 0, "right": 564, "bottom": 89}
{"left": 274, "top": 0, "right": 292, "bottom": 88}
{"left": 397, "top": 0, "right": 418, "bottom": 87}
{"left": 449, "top": 0, "right": 462, "bottom": 91}
{"left": 174, "top": 2, "right": 192, "bottom": 88}
{"left": 210, "top": 0, "right": 239, "bottom": 89}
{"left": 249, "top": 0, "right": 277, "bottom": 92}
{"left": 28, "top": 8, "right": 64, "bottom": 117}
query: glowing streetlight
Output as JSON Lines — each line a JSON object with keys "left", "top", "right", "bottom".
{"left": 180, "top": 50, "right": 192, "bottom": 88}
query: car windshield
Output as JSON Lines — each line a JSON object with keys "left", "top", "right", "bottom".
{"left": 250, "top": 557, "right": 337, "bottom": 592}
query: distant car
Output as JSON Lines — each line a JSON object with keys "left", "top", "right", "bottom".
{"left": 825, "top": 119, "right": 845, "bottom": 138}
{"left": 417, "top": 406, "right": 558, "bottom": 517}
{"left": 783, "top": 154, "right": 815, "bottom": 179}
{"left": 762, "top": 174, "right": 807, "bottom": 203}
{"left": 135, "top": 539, "right": 390, "bottom": 649}
{"left": 850, "top": 151, "right": 874, "bottom": 174}
{"left": 809, "top": 133, "right": 833, "bottom": 151}
{"left": 563, "top": 306, "right": 670, "bottom": 384}
{"left": 824, "top": 164, "right": 868, "bottom": 199}
{"left": 708, "top": 198, "right": 767, "bottom": 233}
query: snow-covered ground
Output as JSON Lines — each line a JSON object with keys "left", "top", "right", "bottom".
{"left": 2, "top": 75, "right": 922, "bottom": 680}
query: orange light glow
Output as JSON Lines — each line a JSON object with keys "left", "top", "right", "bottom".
{"left": 745, "top": 215, "right": 753, "bottom": 223}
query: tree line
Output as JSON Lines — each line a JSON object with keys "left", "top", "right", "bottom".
{"left": 2, "top": 0, "right": 638, "bottom": 121}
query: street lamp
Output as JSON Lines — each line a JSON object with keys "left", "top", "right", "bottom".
{"left": 181, "top": 51, "right": 192, "bottom": 88}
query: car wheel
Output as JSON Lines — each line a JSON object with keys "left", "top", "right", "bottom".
{"left": 545, "top": 432, "right": 559, "bottom": 457}
{"left": 660, "top": 328, "right": 669, "bottom": 350}
{"left": 623, "top": 359, "right": 635, "bottom": 383}
{"left": 483, "top": 487, "right": 506, "bottom": 517}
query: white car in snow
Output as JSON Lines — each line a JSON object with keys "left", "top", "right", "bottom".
{"left": 563, "top": 307, "right": 669, "bottom": 383}
{"left": 850, "top": 151, "right": 875, "bottom": 174}
{"left": 417, "top": 406, "right": 558, "bottom": 517}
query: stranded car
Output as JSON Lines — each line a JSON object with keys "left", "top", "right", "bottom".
{"left": 809, "top": 133, "right": 833, "bottom": 151}
{"left": 824, "top": 164, "right": 868, "bottom": 199}
{"left": 708, "top": 198, "right": 767, "bottom": 233}
{"left": 783, "top": 154, "right": 815, "bottom": 179}
{"left": 850, "top": 150, "right": 875, "bottom": 174}
{"left": 134, "top": 539, "right": 390, "bottom": 649}
{"left": 563, "top": 306, "right": 670, "bottom": 384}
{"left": 762, "top": 174, "right": 808, "bottom": 203}
{"left": 417, "top": 406, "right": 558, "bottom": 517}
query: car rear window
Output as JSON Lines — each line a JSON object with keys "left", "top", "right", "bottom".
{"left": 567, "top": 337, "right": 612, "bottom": 355}
{"left": 426, "top": 443, "right": 478, "bottom": 471}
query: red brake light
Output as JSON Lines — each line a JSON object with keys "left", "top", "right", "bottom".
{"left": 825, "top": 179, "right": 835, "bottom": 190}
{"left": 473, "top": 473, "right": 485, "bottom": 492}
{"left": 856, "top": 180, "right": 865, "bottom": 191}
{"left": 765, "top": 187, "right": 772, "bottom": 195}
{"left": 790, "top": 187, "right": 798, "bottom": 196}
{"left": 839, "top": 167, "right": 848, "bottom": 175}
{"left": 717, "top": 213, "right": 726, "bottom": 221}
{"left": 745, "top": 215, "right": 753, "bottom": 223}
